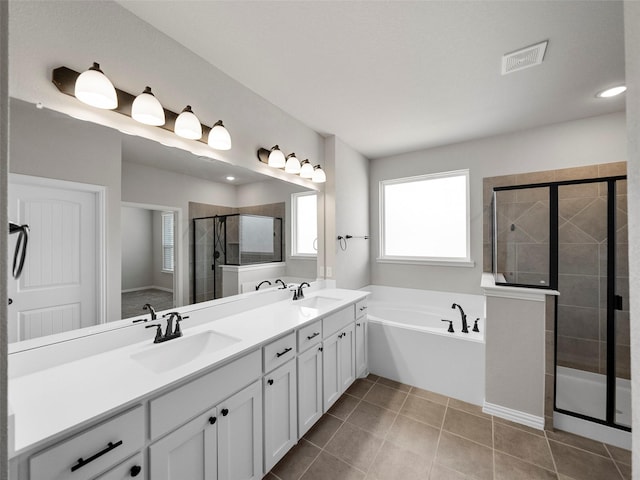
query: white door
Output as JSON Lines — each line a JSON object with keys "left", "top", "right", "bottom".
{"left": 217, "top": 380, "right": 262, "bottom": 480}
{"left": 297, "top": 345, "right": 323, "bottom": 437}
{"left": 8, "top": 179, "right": 99, "bottom": 342}
{"left": 322, "top": 332, "right": 341, "bottom": 411}
{"left": 339, "top": 323, "right": 356, "bottom": 393}
{"left": 149, "top": 407, "right": 218, "bottom": 480}
{"left": 263, "top": 360, "right": 297, "bottom": 472}
{"left": 355, "top": 320, "right": 367, "bottom": 378}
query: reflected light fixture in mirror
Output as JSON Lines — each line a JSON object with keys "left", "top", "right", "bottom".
{"left": 131, "top": 86, "right": 165, "bottom": 126}
{"left": 268, "top": 145, "right": 286, "bottom": 168}
{"left": 596, "top": 85, "right": 626, "bottom": 98}
{"left": 285, "top": 153, "right": 301, "bottom": 174}
{"left": 74, "top": 62, "right": 117, "bottom": 109}
{"left": 175, "top": 105, "right": 202, "bottom": 140}
{"left": 312, "top": 165, "right": 326, "bottom": 183}
{"left": 300, "top": 159, "right": 314, "bottom": 179}
{"left": 208, "top": 120, "right": 232, "bottom": 150}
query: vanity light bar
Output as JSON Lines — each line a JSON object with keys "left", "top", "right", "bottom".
{"left": 51, "top": 66, "right": 229, "bottom": 149}
{"left": 257, "top": 147, "right": 326, "bottom": 183}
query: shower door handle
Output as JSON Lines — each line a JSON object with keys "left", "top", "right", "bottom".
{"left": 614, "top": 295, "right": 623, "bottom": 311}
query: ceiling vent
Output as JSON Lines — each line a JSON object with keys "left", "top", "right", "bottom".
{"left": 501, "top": 40, "right": 548, "bottom": 75}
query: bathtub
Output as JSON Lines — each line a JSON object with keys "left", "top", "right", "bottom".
{"left": 363, "top": 285, "right": 486, "bottom": 406}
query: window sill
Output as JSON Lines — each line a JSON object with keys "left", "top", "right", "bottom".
{"left": 289, "top": 255, "right": 317, "bottom": 261}
{"left": 161, "top": 269, "right": 174, "bottom": 274}
{"left": 376, "top": 257, "right": 475, "bottom": 268}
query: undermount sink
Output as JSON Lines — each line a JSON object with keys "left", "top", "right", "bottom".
{"left": 131, "top": 330, "right": 241, "bottom": 373}
{"left": 296, "top": 296, "right": 342, "bottom": 310}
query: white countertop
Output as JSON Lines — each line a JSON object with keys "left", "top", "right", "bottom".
{"left": 8, "top": 288, "right": 369, "bottom": 456}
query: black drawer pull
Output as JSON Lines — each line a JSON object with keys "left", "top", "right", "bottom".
{"left": 356, "top": 323, "right": 361, "bottom": 326}
{"left": 130, "top": 465, "right": 142, "bottom": 477}
{"left": 209, "top": 416, "right": 217, "bottom": 425}
{"left": 319, "top": 347, "right": 323, "bottom": 352}
{"left": 306, "top": 332, "right": 320, "bottom": 340}
{"left": 276, "top": 347, "right": 293, "bottom": 357}
{"left": 221, "top": 408, "right": 229, "bottom": 416}
{"left": 268, "top": 379, "right": 274, "bottom": 385}
{"left": 359, "top": 306, "right": 367, "bottom": 311}
{"left": 70, "top": 440, "right": 123, "bottom": 472}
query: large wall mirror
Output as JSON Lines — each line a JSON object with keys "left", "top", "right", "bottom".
{"left": 7, "top": 98, "right": 320, "bottom": 346}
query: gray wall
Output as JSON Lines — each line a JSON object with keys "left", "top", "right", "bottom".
{"left": 370, "top": 112, "right": 627, "bottom": 295}
{"left": 121, "top": 207, "right": 153, "bottom": 291}
{"left": 623, "top": 0, "right": 640, "bottom": 474}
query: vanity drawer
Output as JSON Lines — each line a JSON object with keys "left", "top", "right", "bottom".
{"left": 323, "top": 306, "right": 355, "bottom": 337}
{"left": 297, "top": 320, "right": 322, "bottom": 353}
{"left": 355, "top": 299, "right": 368, "bottom": 319}
{"left": 150, "top": 349, "right": 261, "bottom": 440}
{"left": 29, "top": 406, "right": 144, "bottom": 480}
{"left": 94, "top": 452, "right": 143, "bottom": 480}
{"left": 264, "top": 332, "right": 296, "bottom": 373}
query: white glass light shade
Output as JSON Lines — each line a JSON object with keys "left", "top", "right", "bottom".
{"left": 596, "top": 85, "right": 626, "bottom": 98}
{"left": 285, "top": 153, "right": 301, "bottom": 174}
{"left": 174, "top": 105, "right": 202, "bottom": 140}
{"left": 131, "top": 86, "right": 165, "bottom": 126}
{"left": 312, "top": 165, "right": 326, "bottom": 183}
{"left": 208, "top": 120, "right": 232, "bottom": 150}
{"left": 74, "top": 62, "right": 118, "bottom": 109}
{"left": 299, "top": 160, "right": 314, "bottom": 179}
{"left": 268, "top": 146, "right": 286, "bottom": 168}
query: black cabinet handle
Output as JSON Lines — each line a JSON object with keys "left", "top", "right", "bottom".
{"left": 276, "top": 347, "right": 293, "bottom": 357}
{"left": 306, "top": 332, "right": 320, "bottom": 340}
{"left": 130, "top": 465, "right": 142, "bottom": 477}
{"left": 359, "top": 306, "right": 367, "bottom": 311}
{"left": 356, "top": 323, "right": 361, "bottom": 326}
{"left": 267, "top": 379, "right": 274, "bottom": 385}
{"left": 221, "top": 408, "right": 229, "bottom": 416}
{"left": 319, "top": 347, "right": 323, "bottom": 352}
{"left": 8, "top": 298, "right": 12, "bottom": 305}
{"left": 209, "top": 416, "right": 217, "bottom": 425}
{"left": 70, "top": 440, "right": 123, "bottom": 472}
{"left": 338, "top": 333, "right": 345, "bottom": 339}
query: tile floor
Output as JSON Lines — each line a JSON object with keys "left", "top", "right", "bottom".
{"left": 266, "top": 375, "right": 631, "bottom": 480}
{"left": 121, "top": 288, "right": 174, "bottom": 319}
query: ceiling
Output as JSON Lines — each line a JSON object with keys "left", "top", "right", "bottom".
{"left": 118, "top": 1, "right": 625, "bottom": 160}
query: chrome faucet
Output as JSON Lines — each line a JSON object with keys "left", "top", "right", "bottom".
{"left": 292, "top": 282, "right": 311, "bottom": 300}
{"left": 274, "top": 279, "right": 287, "bottom": 289}
{"left": 145, "top": 311, "right": 189, "bottom": 343}
{"left": 256, "top": 280, "right": 272, "bottom": 290}
{"left": 451, "top": 303, "right": 469, "bottom": 333}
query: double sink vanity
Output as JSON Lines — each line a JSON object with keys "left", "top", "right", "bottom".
{"left": 8, "top": 287, "right": 370, "bottom": 480}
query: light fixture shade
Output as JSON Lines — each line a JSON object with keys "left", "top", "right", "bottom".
{"left": 131, "top": 86, "right": 165, "bottom": 126}
{"left": 312, "top": 165, "right": 326, "bottom": 183}
{"left": 268, "top": 145, "right": 286, "bottom": 168}
{"left": 208, "top": 120, "right": 232, "bottom": 150}
{"left": 74, "top": 62, "right": 118, "bottom": 109}
{"left": 174, "top": 105, "right": 202, "bottom": 140}
{"left": 596, "top": 85, "right": 626, "bottom": 98}
{"left": 299, "top": 160, "right": 314, "bottom": 179}
{"left": 285, "top": 153, "right": 301, "bottom": 174}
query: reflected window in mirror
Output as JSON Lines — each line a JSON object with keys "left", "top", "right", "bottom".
{"left": 291, "top": 192, "right": 318, "bottom": 257}
{"left": 161, "top": 212, "right": 175, "bottom": 273}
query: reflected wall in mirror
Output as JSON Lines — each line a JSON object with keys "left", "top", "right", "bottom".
{"left": 7, "top": 98, "right": 319, "bottom": 344}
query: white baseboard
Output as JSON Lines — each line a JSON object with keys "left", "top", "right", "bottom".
{"left": 483, "top": 401, "right": 544, "bottom": 430}
{"left": 122, "top": 286, "right": 174, "bottom": 294}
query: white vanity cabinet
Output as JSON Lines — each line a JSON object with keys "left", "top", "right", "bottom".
{"left": 262, "top": 359, "right": 297, "bottom": 472}
{"left": 149, "top": 379, "right": 263, "bottom": 480}
{"left": 297, "top": 344, "right": 323, "bottom": 437}
{"left": 322, "top": 323, "right": 356, "bottom": 411}
{"left": 355, "top": 298, "right": 368, "bottom": 378}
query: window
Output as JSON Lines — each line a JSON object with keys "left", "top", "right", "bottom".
{"left": 379, "top": 170, "right": 471, "bottom": 265}
{"left": 161, "top": 212, "right": 174, "bottom": 272}
{"left": 291, "top": 192, "right": 318, "bottom": 257}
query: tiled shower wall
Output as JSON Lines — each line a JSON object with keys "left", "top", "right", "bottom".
{"left": 483, "top": 161, "right": 628, "bottom": 427}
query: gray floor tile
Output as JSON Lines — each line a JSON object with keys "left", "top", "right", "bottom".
{"left": 494, "top": 451, "right": 558, "bottom": 480}
{"left": 401, "top": 394, "right": 447, "bottom": 429}
{"left": 605, "top": 444, "right": 632, "bottom": 465}
{"left": 493, "top": 416, "right": 545, "bottom": 437}
{"left": 442, "top": 407, "right": 492, "bottom": 447}
{"left": 494, "top": 422, "right": 555, "bottom": 471}
{"left": 435, "top": 431, "right": 493, "bottom": 480}
{"left": 377, "top": 377, "right": 411, "bottom": 392}
{"left": 616, "top": 461, "right": 631, "bottom": 480}
{"left": 272, "top": 440, "right": 321, "bottom": 480}
{"left": 325, "top": 422, "right": 383, "bottom": 471}
{"left": 346, "top": 399, "right": 397, "bottom": 438}
{"left": 410, "top": 387, "right": 449, "bottom": 406}
{"left": 429, "top": 463, "right": 469, "bottom": 479}
{"left": 303, "top": 414, "right": 342, "bottom": 448}
{"left": 346, "top": 379, "right": 375, "bottom": 399}
{"left": 301, "top": 451, "right": 365, "bottom": 480}
{"left": 363, "top": 383, "right": 408, "bottom": 412}
{"left": 386, "top": 414, "right": 440, "bottom": 459}
{"left": 447, "top": 398, "right": 490, "bottom": 419}
{"left": 367, "top": 440, "right": 431, "bottom": 480}
{"left": 329, "top": 393, "right": 360, "bottom": 420}
{"left": 545, "top": 429, "right": 609, "bottom": 457}
{"left": 549, "top": 440, "right": 622, "bottom": 480}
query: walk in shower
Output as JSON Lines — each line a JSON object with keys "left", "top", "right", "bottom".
{"left": 193, "top": 214, "right": 283, "bottom": 303}
{"left": 492, "top": 175, "right": 630, "bottom": 433}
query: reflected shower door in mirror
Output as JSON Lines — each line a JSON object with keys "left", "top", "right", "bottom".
{"left": 7, "top": 98, "right": 320, "bottom": 345}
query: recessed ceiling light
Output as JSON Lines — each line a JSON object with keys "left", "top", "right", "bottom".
{"left": 226, "top": 176, "right": 235, "bottom": 181}
{"left": 596, "top": 85, "right": 626, "bottom": 98}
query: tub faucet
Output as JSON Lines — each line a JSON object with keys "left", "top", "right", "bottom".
{"left": 256, "top": 280, "right": 272, "bottom": 291}
{"left": 275, "top": 279, "right": 287, "bottom": 289}
{"left": 451, "top": 303, "right": 469, "bottom": 333}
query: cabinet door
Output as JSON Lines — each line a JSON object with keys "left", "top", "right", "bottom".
{"left": 339, "top": 323, "right": 356, "bottom": 393}
{"left": 297, "top": 345, "right": 323, "bottom": 438}
{"left": 94, "top": 453, "right": 143, "bottom": 480}
{"left": 149, "top": 407, "right": 218, "bottom": 480}
{"left": 322, "top": 331, "right": 340, "bottom": 412}
{"left": 217, "top": 380, "right": 262, "bottom": 480}
{"left": 355, "top": 320, "right": 367, "bottom": 378}
{"left": 263, "top": 360, "right": 297, "bottom": 472}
